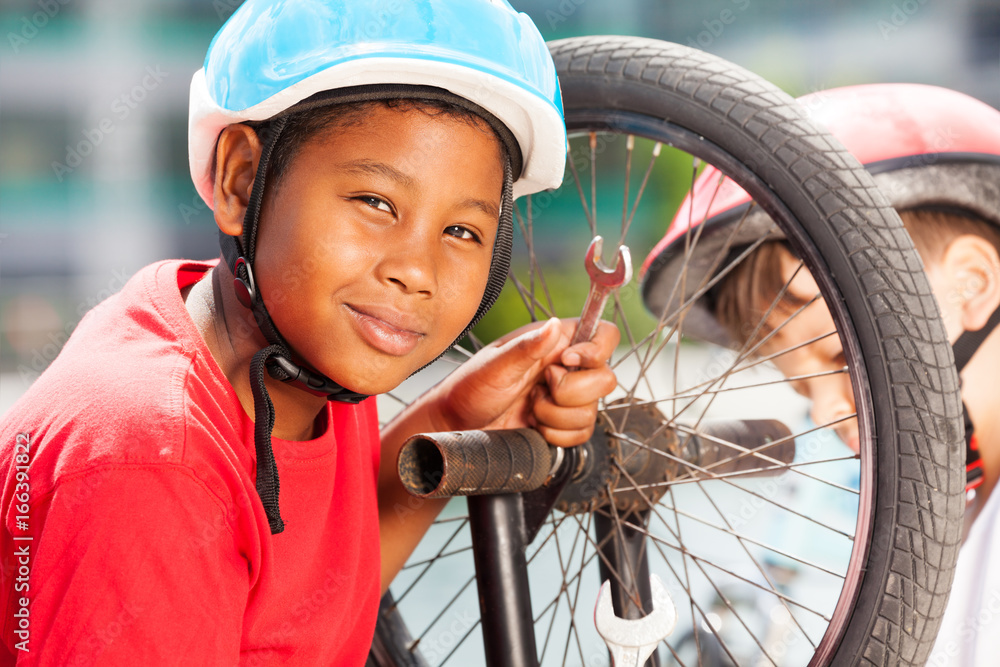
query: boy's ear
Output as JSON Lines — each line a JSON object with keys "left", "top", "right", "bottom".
{"left": 941, "top": 234, "right": 1000, "bottom": 333}
{"left": 213, "top": 124, "right": 263, "bottom": 238}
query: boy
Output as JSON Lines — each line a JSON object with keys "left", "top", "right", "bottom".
{"left": 0, "top": 1, "right": 619, "bottom": 663}
{"left": 643, "top": 83, "right": 1000, "bottom": 665}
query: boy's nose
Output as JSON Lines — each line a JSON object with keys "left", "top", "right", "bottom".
{"left": 377, "top": 230, "right": 439, "bottom": 296}
{"left": 808, "top": 372, "right": 856, "bottom": 432}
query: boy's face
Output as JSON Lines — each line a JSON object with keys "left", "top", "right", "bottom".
{"left": 762, "top": 240, "right": 978, "bottom": 455}
{"left": 762, "top": 247, "right": 860, "bottom": 453}
{"left": 252, "top": 105, "right": 504, "bottom": 395}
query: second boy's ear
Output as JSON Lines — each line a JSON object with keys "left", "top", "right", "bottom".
{"left": 942, "top": 234, "right": 1000, "bottom": 333}
{"left": 213, "top": 124, "right": 264, "bottom": 239}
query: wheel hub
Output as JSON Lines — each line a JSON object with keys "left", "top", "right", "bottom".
{"left": 557, "top": 399, "right": 678, "bottom": 514}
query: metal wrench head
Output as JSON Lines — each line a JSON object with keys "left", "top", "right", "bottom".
{"left": 585, "top": 236, "right": 633, "bottom": 287}
{"left": 594, "top": 574, "right": 676, "bottom": 664}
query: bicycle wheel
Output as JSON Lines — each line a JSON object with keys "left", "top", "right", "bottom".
{"left": 370, "top": 36, "right": 964, "bottom": 666}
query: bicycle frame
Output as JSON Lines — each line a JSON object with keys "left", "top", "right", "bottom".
{"left": 464, "top": 445, "right": 661, "bottom": 667}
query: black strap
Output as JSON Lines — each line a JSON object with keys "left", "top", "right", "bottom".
{"left": 218, "top": 116, "right": 369, "bottom": 536}
{"left": 951, "top": 305, "right": 999, "bottom": 491}
{"left": 243, "top": 117, "right": 286, "bottom": 265}
{"left": 250, "top": 344, "right": 288, "bottom": 534}
{"left": 953, "top": 305, "right": 1000, "bottom": 373}
{"left": 218, "top": 115, "right": 295, "bottom": 350}
{"left": 217, "top": 120, "right": 370, "bottom": 402}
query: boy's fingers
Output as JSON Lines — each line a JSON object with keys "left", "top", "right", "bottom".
{"left": 536, "top": 423, "right": 595, "bottom": 448}
{"left": 492, "top": 317, "right": 558, "bottom": 350}
{"left": 531, "top": 393, "right": 598, "bottom": 431}
{"left": 498, "top": 317, "right": 561, "bottom": 364}
{"left": 476, "top": 318, "right": 561, "bottom": 390}
{"left": 544, "top": 365, "right": 618, "bottom": 408}
{"left": 560, "top": 321, "right": 620, "bottom": 369}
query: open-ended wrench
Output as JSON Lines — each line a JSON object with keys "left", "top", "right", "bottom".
{"left": 571, "top": 236, "right": 633, "bottom": 347}
{"left": 594, "top": 574, "right": 677, "bottom": 666}
{"left": 579, "top": 238, "right": 667, "bottom": 664}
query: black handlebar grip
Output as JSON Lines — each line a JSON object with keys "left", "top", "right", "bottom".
{"left": 397, "top": 428, "right": 555, "bottom": 498}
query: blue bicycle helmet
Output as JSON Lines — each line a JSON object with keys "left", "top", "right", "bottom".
{"left": 187, "top": 0, "right": 567, "bottom": 534}
{"left": 189, "top": 0, "right": 566, "bottom": 204}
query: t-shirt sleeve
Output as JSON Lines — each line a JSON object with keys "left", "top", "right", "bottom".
{"left": 7, "top": 465, "right": 250, "bottom": 665}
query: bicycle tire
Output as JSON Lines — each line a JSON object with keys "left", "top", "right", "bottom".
{"left": 371, "top": 35, "right": 964, "bottom": 667}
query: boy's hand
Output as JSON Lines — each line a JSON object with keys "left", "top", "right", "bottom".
{"left": 428, "top": 318, "right": 620, "bottom": 447}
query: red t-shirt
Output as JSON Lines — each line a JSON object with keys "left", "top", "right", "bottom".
{"left": 0, "top": 260, "right": 381, "bottom": 665}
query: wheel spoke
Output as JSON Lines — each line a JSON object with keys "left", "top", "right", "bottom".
{"left": 610, "top": 462, "right": 835, "bottom": 631}
{"left": 507, "top": 269, "right": 555, "bottom": 321}
{"left": 653, "top": 498, "right": 847, "bottom": 580}
{"left": 619, "top": 140, "right": 662, "bottom": 247}
{"left": 438, "top": 619, "right": 482, "bottom": 667}
{"left": 589, "top": 132, "right": 598, "bottom": 237}
{"left": 689, "top": 477, "right": 820, "bottom": 650}
{"left": 395, "top": 518, "right": 471, "bottom": 605}
{"left": 619, "top": 134, "right": 633, "bottom": 243}
{"left": 630, "top": 509, "right": 834, "bottom": 622}
{"left": 565, "top": 139, "right": 595, "bottom": 232}
{"left": 412, "top": 573, "right": 477, "bottom": 648}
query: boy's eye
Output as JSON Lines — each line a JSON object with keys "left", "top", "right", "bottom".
{"left": 445, "top": 225, "right": 481, "bottom": 243}
{"left": 358, "top": 195, "right": 393, "bottom": 214}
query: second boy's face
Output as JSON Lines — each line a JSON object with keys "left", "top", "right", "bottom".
{"left": 253, "top": 105, "right": 504, "bottom": 395}
{"left": 763, "top": 248, "right": 860, "bottom": 453}
{"left": 760, "top": 241, "right": 975, "bottom": 455}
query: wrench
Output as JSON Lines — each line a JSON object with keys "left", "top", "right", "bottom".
{"left": 594, "top": 574, "right": 677, "bottom": 666}
{"left": 571, "top": 236, "right": 633, "bottom": 348}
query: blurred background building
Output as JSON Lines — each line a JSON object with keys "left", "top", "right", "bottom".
{"left": 1, "top": 0, "right": 999, "bottom": 411}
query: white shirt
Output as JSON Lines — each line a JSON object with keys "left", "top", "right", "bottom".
{"left": 928, "top": 487, "right": 1000, "bottom": 666}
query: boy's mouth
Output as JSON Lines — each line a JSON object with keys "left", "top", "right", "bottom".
{"left": 345, "top": 304, "right": 425, "bottom": 356}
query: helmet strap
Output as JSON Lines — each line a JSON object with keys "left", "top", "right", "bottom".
{"left": 218, "top": 115, "right": 368, "bottom": 535}
{"left": 952, "top": 305, "right": 1000, "bottom": 373}
{"left": 952, "top": 304, "right": 1000, "bottom": 492}
{"left": 218, "top": 118, "right": 371, "bottom": 396}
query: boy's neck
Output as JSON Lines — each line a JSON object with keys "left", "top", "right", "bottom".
{"left": 184, "top": 265, "right": 328, "bottom": 442}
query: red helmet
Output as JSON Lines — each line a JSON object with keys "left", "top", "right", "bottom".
{"left": 641, "top": 83, "right": 1000, "bottom": 345}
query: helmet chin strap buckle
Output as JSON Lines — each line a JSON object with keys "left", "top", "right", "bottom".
{"left": 233, "top": 256, "right": 257, "bottom": 309}
{"left": 221, "top": 236, "right": 370, "bottom": 405}
{"left": 265, "top": 354, "right": 368, "bottom": 404}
